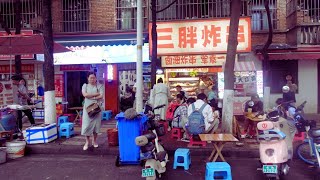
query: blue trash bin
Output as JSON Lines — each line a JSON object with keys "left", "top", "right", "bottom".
{"left": 115, "top": 112, "right": 148, "bottom": 166}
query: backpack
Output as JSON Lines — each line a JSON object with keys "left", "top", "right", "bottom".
{"left": 165, "top": 102, "right": 179, "bottom": 121}
{"left": 187, "top": 103, "right": 206, "bottom": 135}
{"left": 172, "top": 103, "right": 188, "bottom": 128}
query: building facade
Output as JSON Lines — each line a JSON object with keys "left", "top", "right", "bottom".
{"left": 0, "top": 0, "right": 319, "bottom": 113}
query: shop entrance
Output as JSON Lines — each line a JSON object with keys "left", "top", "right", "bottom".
{"left": 318, "top": 59, "right": 320, "bottom": 113}
{"left": 66, "top": 71, "right": 87, "bottom": 109}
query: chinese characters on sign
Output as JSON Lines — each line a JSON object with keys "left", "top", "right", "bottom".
{"left": 54, "top": 74, "right": 64, "bottom": 97}
{"left": 149, "top": 18, "right": 251, "bottom": 55}
{"left": 162, "top": 54, "right": 226, "bottom": 67}
{"left": 0, "top": 64, "right": 34, "bottom": 73}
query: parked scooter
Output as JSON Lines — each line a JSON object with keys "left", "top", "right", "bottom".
{"left": 135, "top": 104, "right": 168, "bottom": 180}
{"left": 256, "top": 100, "right": 308, "bottom": 180}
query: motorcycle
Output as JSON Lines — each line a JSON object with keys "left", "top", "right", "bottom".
{"left": 256, "top": 101, "right": 307, "bottom": 179}
{"left": 135, "top": 104, "right": 169, "bottom": 180}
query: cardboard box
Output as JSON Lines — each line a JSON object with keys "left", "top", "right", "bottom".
{"left": 23, "top": 123, "right": 57, "bottom": 144}
{"left": 32, "top": 109, "right": 44, "bottom": 119}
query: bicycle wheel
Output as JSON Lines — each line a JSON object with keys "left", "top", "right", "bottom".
{"left": 296, "top": 142, "right": 318, "bottom": 166}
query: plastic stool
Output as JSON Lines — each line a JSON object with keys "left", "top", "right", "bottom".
{"left": 102, "top": 110, "right": 112, "bottom": 121}
{"left": 205, "top": 162, "right": 232, "bottom": 180}
{"left": 173, "top": 148, "right": 191, "bottom": 170}
{"left": 294, "top": 132, "right": 305, "bottom": 142}
{"left": 58, "top": 116, "right": 69, "bottom": 126}
{"left": 188, "top": 135, "right": 207, "bottom": 147}
{"left": 59, "top": 122, "right": 74, "bottom": 138}
{"left": 171, "top": 128, "right": 183, "bottom": 139}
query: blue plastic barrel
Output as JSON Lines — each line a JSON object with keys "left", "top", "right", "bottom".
{"left": 115, "top": 112, "right": 147, "bottom": 165}
{"left": 0, "top": 114, "right": 16, "bottom": 131}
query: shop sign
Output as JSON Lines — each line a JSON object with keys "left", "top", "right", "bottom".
{"left": 54, "top": 74, "right": 64, "bottom": 97}
{"left": 0, "top": 30, "right": 34, "bottom": 60}
{"left": 0, "top": 64, "right": 34, "bottom": 73}
{"left": 166, "top": 68, "right": 209, "bottom": 73}
{"left": 149, "top": 17, "right": 251, "bottom": 55}
{"left": 162, "top": 54, "right": 226, "bottom": 67}
{"left": 60, "top": 64, "right": 91, "bottom": 71}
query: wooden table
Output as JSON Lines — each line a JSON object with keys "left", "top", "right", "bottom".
{"left": 199, "top": 134, "right": 239, "bottom": 162}
{"left": 68, "top": 107, "right": 83, "bottom": 123}
{"left": 245, "top": 114, "right": 266, "bottom": 137}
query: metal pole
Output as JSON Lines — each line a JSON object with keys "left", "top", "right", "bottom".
{"left": 136, "top": 0, "right": 143, "bottom": 113}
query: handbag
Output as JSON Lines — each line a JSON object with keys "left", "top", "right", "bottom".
{"left": 86, "top": 84, "right": 101, "bottom": 118}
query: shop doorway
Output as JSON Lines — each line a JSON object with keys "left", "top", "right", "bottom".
{"left": 318, "top": 59, "right": 320, "bottom": 113}
{"left": 66, "top": 71, "right": 87, "bottom": 109}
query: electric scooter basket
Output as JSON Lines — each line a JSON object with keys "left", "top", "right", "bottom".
{"left": 155, "top": 123, "right": 166, "bottom": 136}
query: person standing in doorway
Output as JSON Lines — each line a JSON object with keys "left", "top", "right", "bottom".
{"left": 11, "top": 74, "right": 35, "bottom": 130}
{"left": 150, "top": 78, "right": 169, "bottom": 120}
{"left": 81, "top": 72, "right": 104, "bottom": 150}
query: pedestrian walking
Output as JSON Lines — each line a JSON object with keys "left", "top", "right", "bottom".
{"left": 81, "top": 72, "right": 104, "bottom": 150}
{"left": 150, "top": 78, "right": 169, "bottom": 120}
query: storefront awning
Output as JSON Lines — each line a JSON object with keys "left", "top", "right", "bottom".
{"left": 234, "top": 60, "right": 256, "bottom": 71}
{"left": 255, "top": 45, "right": 320, "bottom": 61}
{"left": 54, "top": 32, "right": 149, "bottom": 47}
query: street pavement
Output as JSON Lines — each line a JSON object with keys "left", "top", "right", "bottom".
{"left": 0, "top": 154, "right": 318, "bottom": 180}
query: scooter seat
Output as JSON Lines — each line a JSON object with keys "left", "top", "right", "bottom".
{"left": 309, "top": 128, "right": 320, "bottom": 138}
{"left": 313, "top": 138, "right": 320, "bottom": 144}
{"left": 258, "top": 130, "right": 286, "bottom": 141}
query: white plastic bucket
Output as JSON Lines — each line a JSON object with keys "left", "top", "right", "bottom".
{"left": 0, "top": 147, "right": 6, "bottom": 164}
{"left": 6, "top": 140, "right": 26, "bottom": 159}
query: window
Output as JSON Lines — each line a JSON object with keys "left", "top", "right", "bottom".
{"left": 0, "top": 0, "right": 43, "bottom": 29}
{"left": 61, "top": 0, "right": 90, "bottom": 32}
{"left": 156, "top": 0, "right": 252, "bottom": 21}
{"left": 251, "top": 0, "right": 278, "bottom": 31}
{"left": 270, "top": 60, "right": 298, "bottom": 93}
{"left": 298, "top": 0, "right": 320, "bottom": 23}
{"left": 116, "top": 0, "right": 148, "bottom": 30}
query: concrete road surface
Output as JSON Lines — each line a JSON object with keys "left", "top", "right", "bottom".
{"left": 0, "top": 154, "right": 318, "bottom": 180}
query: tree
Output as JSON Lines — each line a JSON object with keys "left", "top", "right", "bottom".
{"left": 260, "top": 0, "right": 273, "bottom": 111}
{"left": 0, "top": 0, "right": 22, "bottom": 75}
{"left": 221, "top": 0, "right": 242, "bottom": 133}
{"left": 150, "top": 0, "right": 177, "bottom": 87}
{"left": 42, "top": 0, "right": 56, "bottom": 124}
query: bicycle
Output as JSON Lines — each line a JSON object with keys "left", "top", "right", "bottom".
{"left": 296, "top": 122, "right": 320, "bottom": 167}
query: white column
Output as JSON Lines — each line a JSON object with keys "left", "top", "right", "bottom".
{"left": 136, "top": 0, "right": 143, "bottom": 113}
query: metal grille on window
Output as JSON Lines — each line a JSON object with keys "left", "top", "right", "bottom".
{"left": 297, "top": 0, "right": 320, "bottom": 23}
{"left": 61, "top": 0, "right": 90, "bottom": 32}
{"left": 250, "top": 0, "right": 278, "bottom": 31}
{"left": 0, "top": 0, "right": 43, "bottom": 30}
{"left": 154, "top": 0, "right": 250, "bottom": 21}
{"left": 116, "top": 0, "right": 148, "bottom": 30}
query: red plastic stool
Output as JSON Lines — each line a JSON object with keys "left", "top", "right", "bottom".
{"left": 188, "top": 135, "right": 207, "bottom": 147}
{"left": 294, "top": 132, "right": 305, "bottom": 142}
{"left": 171, "top": 128, "right": 183, "bottom": 139}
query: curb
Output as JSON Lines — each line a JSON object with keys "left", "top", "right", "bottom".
{"left": 25, "top": 144, "right": 260, "bottom": 159}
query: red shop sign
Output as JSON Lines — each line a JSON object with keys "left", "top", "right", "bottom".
{"left": 54, "top": 74, "right": 64, "bottom": 97}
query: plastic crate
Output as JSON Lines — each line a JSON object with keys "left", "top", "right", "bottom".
{"left": 115, "top": 112, "right": 148, "bottom": 165}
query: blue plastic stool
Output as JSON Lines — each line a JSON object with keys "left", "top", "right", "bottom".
{"left": 205, "top": 162, "right": 232, "bottom": 180}
{"left": 173, "top": 148, "right": 191, "bottom": 170}
{"left": 102, "top": 110, "right": 112, "bottom": 121}
{"left": 59, "top": 122, "right": 74, "bottom": 138}
{"left": 58, "top": 116, "right": 69, "bottom": 126}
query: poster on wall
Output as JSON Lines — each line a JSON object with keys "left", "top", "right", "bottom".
{"left": 54, "top": 74, "right": 64, "bottom": 97}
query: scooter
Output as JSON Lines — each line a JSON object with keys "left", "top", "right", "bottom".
{"left": 135, "top": 104, "right": 169, "bottom": 180}
{"left": 257, "top": 110, "right": 291, "bottom": 180}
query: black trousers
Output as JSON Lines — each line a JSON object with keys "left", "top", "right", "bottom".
{"left": 17, "top": 109, "right": 35, "bottom": 130}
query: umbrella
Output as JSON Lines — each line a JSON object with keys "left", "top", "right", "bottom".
{"left": 0, "top": 34, "right": 70, "bottom": 55}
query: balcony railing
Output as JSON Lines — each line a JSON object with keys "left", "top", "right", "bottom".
{"left": 287, "top": 0, "right": 320, "bottom": 23}
{"left": 0, "top": 0, "right": 43, "bottom": 30}
{"left": 299, "top": 24, "right": 320, "bottom": 45}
